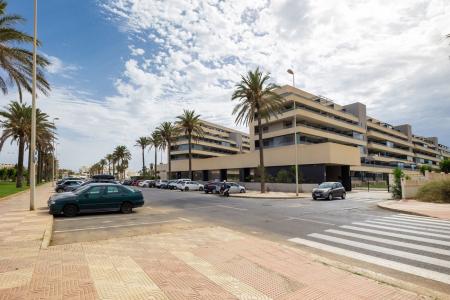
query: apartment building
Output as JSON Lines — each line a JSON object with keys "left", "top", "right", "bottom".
{"left": 170, "top": 119, "right": 250, "bottom": 161}
{"left": 160, "top": 85, "right": 449, "bottom": 190}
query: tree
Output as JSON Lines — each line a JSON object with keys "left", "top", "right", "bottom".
{"left": 391, "top": 167, "right": 404, "bottom": 199}
{"left": 135, "top": 136, "right": 150, "bottom": 176}
{"left": 149, "top": 131, "right": 162, "bottom": 178}
{"left": 0, "top": 101, "right": 30, "bottom": 187}
{"left": 176, "top": 109, "right": 204, "bottom": 180}
{"left": 113, "top": 145, "right": 131, "bottom": 179}
{"left": 231, "top": 67, "right": 284, "bottom": 193}
{"left": 0, "top": 0, "right": 50, "bottom": 101}
{"left": 440, "top": 159, "right": 450, "bottom": 174}
{"left": 105, "top": 154, "right": 113, "bottom": 175}
{"left": 99, "top": 159, "right": 107, "bottom": 174}
{"left": 156, "top": 121, "right": 179, "bottom": 180}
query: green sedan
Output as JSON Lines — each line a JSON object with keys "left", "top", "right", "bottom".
{"left": 48, "top": 183, "right": 144, "bottom": 217}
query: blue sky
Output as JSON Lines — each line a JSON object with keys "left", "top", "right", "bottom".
{"left": 0, "top": 0, "right": 450, "bottom": 172}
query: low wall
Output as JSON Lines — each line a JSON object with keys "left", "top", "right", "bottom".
{"left": 401, "top": 171, "right": 450, "bottom": 199}
{"left": 241, "top": 182, "right": 318, "bottom": 193}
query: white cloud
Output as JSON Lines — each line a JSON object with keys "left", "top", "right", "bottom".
{"left": 45, "top": 55, "right": 80, "bottom": 78}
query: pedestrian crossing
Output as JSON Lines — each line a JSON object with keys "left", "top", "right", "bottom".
{"left": 288, "top": 213, "right": 450, "bottom": 285}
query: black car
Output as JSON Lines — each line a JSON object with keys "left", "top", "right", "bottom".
{"left": 312, "top": 182, "right": 346, "bottom": 200}
{"left": 55, "top": 180, "right": 84, "bottom": 193}
{"left": 204, "top": 181, "right": 220, "bottom": 193}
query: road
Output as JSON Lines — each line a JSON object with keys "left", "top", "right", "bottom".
{"left": 52, "top": 188, "right": 450, "bottom": 294}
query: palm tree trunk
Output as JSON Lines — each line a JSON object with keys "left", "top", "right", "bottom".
{"left": 16, "top": 136, "right": 25, "bottom": 188}
{"left": 168, "top": 141, "right": 171, "bottom": 180}
{"left": 27, "top": 145, "right": 31, "bottom": 186}
{"left": 141, "top": 146, "right": 145, "bottom": 176}
{"left": 154, "top": 150, "right": 158, "bottom": 178}
{"left": 188, "top": 133, "right": 192, "bottom": 180}
{"left": 257, "top": 113, "right": 266, "bottom": 193}
{"left": 112, "top": 162, "right": 115, "bottom": 178}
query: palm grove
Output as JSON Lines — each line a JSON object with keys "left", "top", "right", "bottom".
{"left": 0, "top": 0, "right": 55, "bottom": 188}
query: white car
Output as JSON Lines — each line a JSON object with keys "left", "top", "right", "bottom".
{"left": 155, "top": 180, "right": 168, "bottom": 188}
{"left": 221, "top": 182, "right": 246, "bottom": 196}
{"left": 175, "top": 179, "right": 190, "bottom": 190}
{"left": 141, "top": 180, "right": 154, "bottom": 187}
{"left": 138, "top": 180, "right": 146, "bottom": 187}
{"left": 180, "top": 181, "right": 204, "bottom": 191}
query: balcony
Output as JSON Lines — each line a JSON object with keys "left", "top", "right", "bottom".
{"left": 367, "top": 122, "right": 408, "bottom": 140}
{"left": 367, "top": 142, "right": 414, "bottom": 157}
{"left": 414, "top": 152, "right": 441, "bottom": 162}
{"left": 413, "top": 144, "right": 439, "bottom": 155}
{"left": 366, "top": 130, "right": 412, "bottom": 147}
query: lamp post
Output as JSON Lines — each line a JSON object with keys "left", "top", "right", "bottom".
{"left": 51, "top": 118, "right": 59, "bottom": 187}
{"left": 287, "top": 69, "right": 299, "bottom": 196}
{"left": 30, "top": 0, "right": 38, "bottom": 211}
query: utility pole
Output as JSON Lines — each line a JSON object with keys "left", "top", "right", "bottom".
{"left": 51, "top": 118, "right": 59, "bottom": 187}
{"left": 287, "top": 69, "right": 299, "bottom": 196}
{"left": 30, "top": 0, "right": 38, "bottom": 210}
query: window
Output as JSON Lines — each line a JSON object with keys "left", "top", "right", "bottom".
{"left": 106, "top": 186, "right": 119, "bottom": 194}
{"left": 87, "top": 186, "right": 103, "bottom": 195}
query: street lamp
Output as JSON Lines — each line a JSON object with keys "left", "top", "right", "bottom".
{"left": 30, "top": 0, "right": 38, "bottom": 211}
{"left": 287, "top": 69, "right": 299, "bottom": 196}
{"left": 51, "top": 118, "right": 59, "bottom": 187}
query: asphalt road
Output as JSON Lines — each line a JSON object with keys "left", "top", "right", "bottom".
{"left": 52, "top": 188, "right": 450, "bottom": 294}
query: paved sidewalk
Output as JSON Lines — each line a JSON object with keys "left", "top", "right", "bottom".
{"left": 231, "top": 191, "right": 310, "bottom": 199}
{"left": 378, "top": 200, "right": 450, "bottom": 220}
{"left": 0, "top": 184, "right": 427, "bottom": 299}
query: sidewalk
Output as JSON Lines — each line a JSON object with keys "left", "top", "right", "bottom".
{"left": 378, "top": 200, "right": 450, "bottom": 220}
{"left": 0, "top": 185, "right": 426, "bottom": 299}
{"left": 231, "top": 190, "right": 310, "bottom": 199}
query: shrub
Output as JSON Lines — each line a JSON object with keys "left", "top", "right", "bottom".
{"left": 391, "top": 167, "right": 404, "bottom": 199}
{"left": 416, "top": 178, "right": 450, "bottom": 203}
{"left": 440, "top": 159, "right": 450, "bottom": 174}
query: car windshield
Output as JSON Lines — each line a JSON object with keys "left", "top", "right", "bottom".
{"left": 121, "top": 186, "right": 136, "bottom": 192}
{"left": 318, "top": 182, "right": 334, "bottom": 189}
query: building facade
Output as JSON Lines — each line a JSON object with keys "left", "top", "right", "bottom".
{"left": 160, "top": 85, "right": 449, "bottom": 190}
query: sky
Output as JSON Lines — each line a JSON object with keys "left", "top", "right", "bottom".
{"left": 0, "top": 0, "right": 449, "bottom": 172}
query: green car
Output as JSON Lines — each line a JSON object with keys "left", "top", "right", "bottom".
{"left": 48, "top": 183, "right": 144, "bottom": 217}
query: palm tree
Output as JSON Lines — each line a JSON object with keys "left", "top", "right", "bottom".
{"left": 0, "top": 0, "right": 50, "bottom": 101}
{"left": 149, "top": 131, "right": 162, "bottom": 178}
{"left": 176, "top": 109, "right": 204, "bottom": 180}
{"left": 106, "top": 154, "right": 113, "bottom": 174}
{"left": 231, "top": 67, "right": 284, "bottom": 193}
{"left": 156, "top": 121, "right": 179, "bottom": 180}
{"left": 99, "top": 159, "right": 107, "bottom": 174}
{"left": 0, "top": 101, "right": 29, "bottom": 187}
{"left": 113, "top": 145, "right": 131, "bottom": 179}
{"left": 135, "top": 136, "right": 150, "bottom": 176}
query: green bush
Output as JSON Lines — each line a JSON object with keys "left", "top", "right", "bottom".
{"left": 416, "top": 179, "right": 450, "bottom": 203}
{"left": 391, "top": 167, "right": 404, "bottom": 199}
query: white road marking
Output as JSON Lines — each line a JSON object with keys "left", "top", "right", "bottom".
{"left": 308, "top": 233, "right": 450, "bottom": 268}
{"left": 341, "top": 225, "right": 450, "bottom": 247}
{"left": 288, "top": 237, "right": 450, "bottom": 285}
{"left": 216, "top": 205, "right": 248, "bottom": 211}
{"left": 395, "top": 214, "right": 450, "bottom": 224}
{"left": 325, "top": 229, "right": 450, "bottom": 256}
{"left": 352, "top": 222, "right": 450, "bottom": 239}
{"left": 287, "top": 217, "right": 335, "bottom": 226}
{"left": 390, "top": 215, "right": 450, "bottom": 227}
{"left": 364, "top": 220, "right": 450, "bottom": 234}
{"left": 178, "top": 217, "right": 192, "bottom": 223}
{"left": 377, "top": 217, "right": 450, "bottom": 230}
{"left": 55, "top": 215, "right": 125, "bottom": 222}
{"left": 54, "top": 220, "right": 174, "bottom": 233}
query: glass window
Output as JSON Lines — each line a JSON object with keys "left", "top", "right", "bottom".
{"left": 87, "top": 186, "right": 103, "bottom": 195}
{"left": 106, "top": 186, "right": 119, "bottom": 194}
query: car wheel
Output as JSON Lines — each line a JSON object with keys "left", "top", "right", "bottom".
{"left": 313, "top": 196, "right": 317, "bottom": 200}
{"left": 63, "top": 204, "right": 78, "bottom": 217}
{"left": 56, "top": 188, "right": 63, "bottom": 193}
{"left": 120, "top": 202, "right": 133, "bottom": 214}
{"left": 205, "top": 190, "right": 209, "bottom": 194}
{"left": 199, "top": 187, "right": 204, "bottom": 191}
{"left": 341, "top": 192, "right": 346, "bottom": 199}
{"left": 184, "top": 187, "right": 189, "bottom": 191}
{"left": 240, "top": 189, "right": 245, "bottom": 193}
{"left": 328, "top": 194, "right": 333, "bottom": 200}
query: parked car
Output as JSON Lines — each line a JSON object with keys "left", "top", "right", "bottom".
{"left": 48, "top": 183, "right": 144, "bottom": 217}
{"left": 180, "top": 181, "right": 204, "bottom": 191}
{"left": 122, "top": 180, "right": 132, "bottom": 185}
{"left": 56, "top": 177, "right": 83, "bottom": 185}
{"left": 204, "top": 181, "right": 220, "bottom": 194}
{"left": 312, "top": 182, "right": 346, "bottom": 200}
{"left": 175, "top": 179, "right": 190, "bottom": 190}
{"left": 220, "top": 182, "right": 246, "bottom": 196}
{"left": 55, "top": 180, "right": 84, "bottom": 193}
{"left": 141, "top": 180, "right": 155, "bottom": 187}
{"left": 160, "top": 181, "right": 171, "bottom": 189}
{"left": 155, "top": 180, "right": 168, "bottom": 188}
{"left": 138, "top": 180, "right": 146, "bottom": 187}
{"left": 167, "top": 180, "right": 178, "bottom": 190}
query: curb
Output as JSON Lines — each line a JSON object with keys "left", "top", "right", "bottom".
{"left": 0, "top": 188, "right": 30, "bottom": 202}
{"left": 282, "top": 244, "right": 450, "bottom": 300}
{"left": 377, "top": 201, "right": 441, "bottom": 219}
{"left": 40, "top": 216, "right": 54, "bottom": 250}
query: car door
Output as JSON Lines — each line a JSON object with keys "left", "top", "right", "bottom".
{"left": 78, "top": 186, "right": 105, "bottom": 211}
{"left": 103, "top": 185, "right": 124, "bottom": 210}
{"left": 337, "top": 183, "right": 345, "bottom": 196}
{"left": 191, "top": 181, "right": 198, "bottom": 190}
